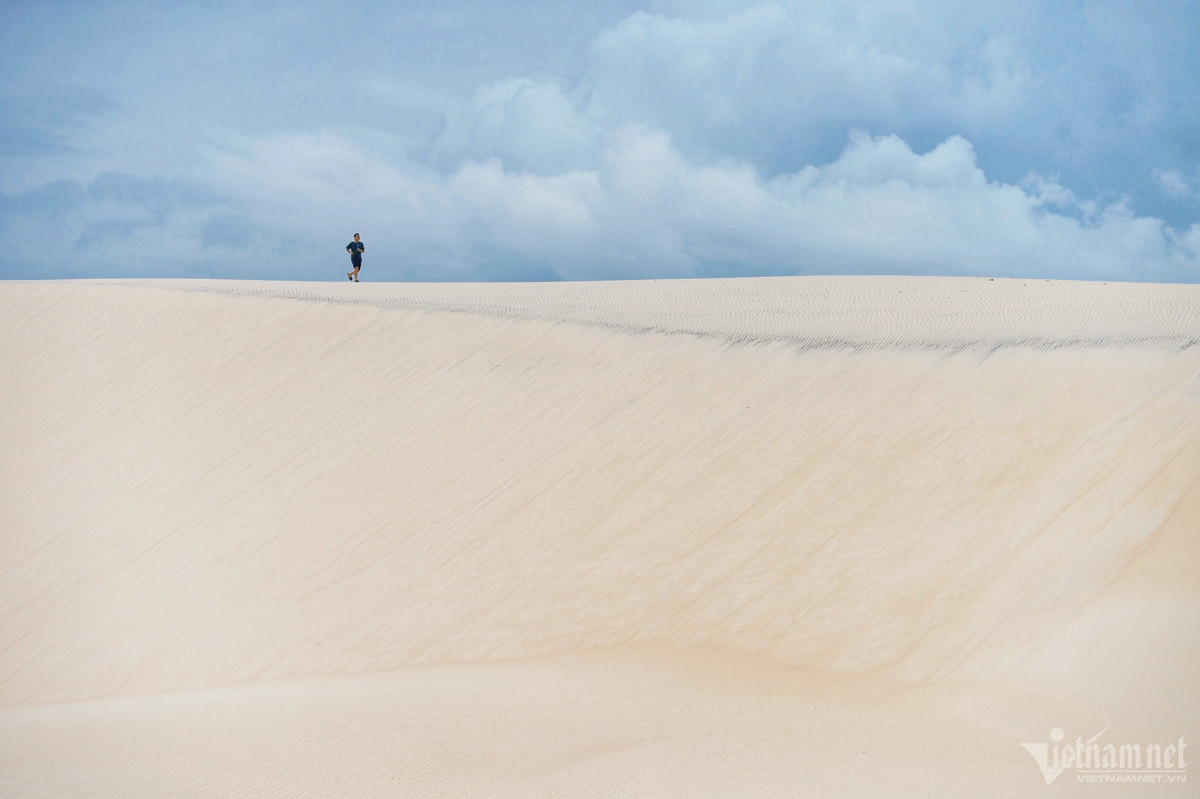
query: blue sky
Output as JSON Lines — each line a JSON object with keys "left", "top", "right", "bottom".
{"left": 1, "top": 0, "right": 1198, "bottom": 282}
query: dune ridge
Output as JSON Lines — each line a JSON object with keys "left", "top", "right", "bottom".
{"left": 2, "top": 276, "right": 1198, "bottom": 796}
{"left": 103, "top": 275, "right": 1200, "bottom": 350}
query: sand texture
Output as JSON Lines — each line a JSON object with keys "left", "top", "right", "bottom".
{"left": 1, "top": 276, "right": 1198, "bottom": 796}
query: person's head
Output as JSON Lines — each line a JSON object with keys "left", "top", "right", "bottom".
{"left": 353, "top": 233, "right": 360, "bottom": 241}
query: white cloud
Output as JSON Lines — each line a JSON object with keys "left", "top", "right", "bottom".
{"left": 5, "top": 0, "right": 1197, "bottom": 281}
{"left": 202, "top": 126, "right": 1196, "bottom": 282}
{"left": 956, "top": 35, "right": 1032, "bottom": 125}
{"left": 816, "top": 132, "right": 985, "bottom": 188}
{"left": 577, "top": 1, "right": 1034, "bottom": 162}
{"left": 1153, "top": 168, "right": 1194, "bottom": 201}
{"left": 431, "top": 77, "right": 598, "bottom": 174}
{"left": 567, "top": 128, "right": 1193, "bottom": 281}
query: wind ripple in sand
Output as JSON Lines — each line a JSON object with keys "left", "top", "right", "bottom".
{"left": 1, "top": 276, "right": 1197, "bottom": 798}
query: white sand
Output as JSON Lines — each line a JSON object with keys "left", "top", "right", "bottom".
{"left": 1, "top": 276, "right": 1197, "bottom": 796}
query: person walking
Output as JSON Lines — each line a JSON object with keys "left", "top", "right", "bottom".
{"left": 346, "top": 233, "right": 365, "bottom": 281}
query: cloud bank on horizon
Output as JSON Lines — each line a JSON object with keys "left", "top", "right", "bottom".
{"left": 1, "top": 0, "right": 1198, "bottom": 282}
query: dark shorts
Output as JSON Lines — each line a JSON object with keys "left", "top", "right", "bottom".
{"left": 351, "top": 255, "right": 362, "bottom": 268}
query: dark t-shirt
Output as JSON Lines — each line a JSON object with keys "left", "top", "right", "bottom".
{"left": 347, "top": 240, "right": 364, "bottom": 261}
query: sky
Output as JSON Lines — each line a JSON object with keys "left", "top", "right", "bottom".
{"left": 1, "top": 0, "right": 1198, "bottom": 282}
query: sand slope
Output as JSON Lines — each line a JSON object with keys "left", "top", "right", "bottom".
{"left": 1, "top": 277, "right": 1198, "bottom": 796}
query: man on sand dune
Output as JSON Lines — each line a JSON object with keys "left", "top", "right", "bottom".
{"left": 346, "top": 233, "right": 364, "bottom": 281}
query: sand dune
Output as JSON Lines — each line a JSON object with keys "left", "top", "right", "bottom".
{"left": 1, "top": 276, "right": 1197, "bottom": 796}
